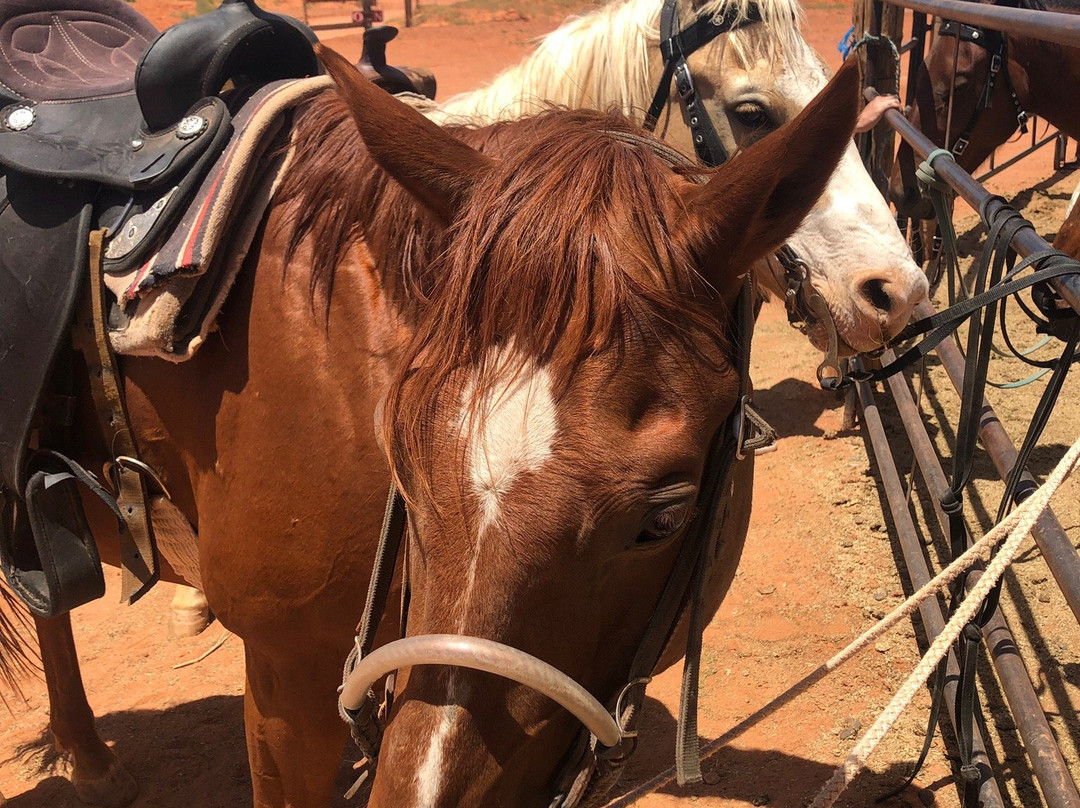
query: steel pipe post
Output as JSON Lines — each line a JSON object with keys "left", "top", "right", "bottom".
{"left": 868, "top": 89, "right": 1080, "bottom": 316}
{"left": 881, "top": 0, "right": 1080, "bottom": 49}
{"left": 856, "top": 373, "right": 1005, "bottom": 808}
{"left": 879, "top": 355, "right": 1080, "bottom": 808}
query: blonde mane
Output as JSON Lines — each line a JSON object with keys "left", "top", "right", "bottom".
{"left": 436, "top": 0, "right": 806, "bottom": 123}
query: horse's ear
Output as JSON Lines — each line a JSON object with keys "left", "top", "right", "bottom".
{"left": 316, "top": 44, "right": 494, "bottom": 222}
{"left": 679, "top": 59, "right": 861, "bottom": 305}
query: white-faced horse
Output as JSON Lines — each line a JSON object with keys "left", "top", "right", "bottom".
{"left": 433, "top": 0, "right": 929, "bottom": 361}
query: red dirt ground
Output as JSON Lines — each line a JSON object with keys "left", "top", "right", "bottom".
{"left": 1, "top": 1, "right": 1075, "bottom": 807}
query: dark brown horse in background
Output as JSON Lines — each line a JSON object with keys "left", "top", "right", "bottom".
{"left": 1, "top": 49, "right": 861, "bottom": 808}
{"left": 889, "top": 0, "right": 1080, "bottom": 257}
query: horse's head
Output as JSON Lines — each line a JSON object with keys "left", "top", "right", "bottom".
{"left": 657, "top": 0, "right": 927, "bottom": 353}
{"left": 320, "top": 46, "right": 858, "bottom": 807}
{"left": 889, "top": 16, "right": 1026, "bottom": 219}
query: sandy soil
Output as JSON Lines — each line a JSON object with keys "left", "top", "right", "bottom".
{"left": 1, "top": 1, "right": 1077, "bottom": 807}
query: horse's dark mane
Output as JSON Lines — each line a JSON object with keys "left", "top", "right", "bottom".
{"left": 277, "top": 91, "right": 451, "bottom": 312}
{"left": 277, "top": 94, "right": 726, "bottom": 492}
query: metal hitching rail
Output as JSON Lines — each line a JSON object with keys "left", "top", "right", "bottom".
{"left": 849, "top": 0, "right": 1080, "bottom": 805}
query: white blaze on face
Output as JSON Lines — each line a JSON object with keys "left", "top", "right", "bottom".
{"left": 765, "top": 40, "right": 928, "bottom": 351}
{"left": 410, "top": 347, "right": 557, "bottom": 808}
{"left": 463, "top": 346, "right": 558, "bottom": 533}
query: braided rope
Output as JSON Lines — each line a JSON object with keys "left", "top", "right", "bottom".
{"left": 807, "top": 433, "right": 1080, "bottom": 808}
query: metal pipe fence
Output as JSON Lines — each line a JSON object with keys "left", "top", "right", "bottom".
{"left": 850, "top": 0, "right": 1080, "bottom": 804}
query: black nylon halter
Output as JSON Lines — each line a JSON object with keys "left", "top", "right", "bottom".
{"left": 936, "top": 19, "right": 1029, "bottom": 157}
{"left": 643, "top": 0, "right": 763, "bottom": 166}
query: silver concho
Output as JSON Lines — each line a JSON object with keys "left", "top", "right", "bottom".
{"left": 5, "top": 106, "right": 35, "bottom": 131}
{"left": 176, "top": 115, "right": 207, "bottom": 139}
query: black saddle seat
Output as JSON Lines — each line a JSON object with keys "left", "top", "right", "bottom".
{"left": 0, "top": 0, "right": 158, "bottom": 104}
{"left": 357, "top": 26, "right": 436, "bottom": 100}
{"left": 137, "top": 0, "right": 319, "bottom": 132}
{"left": 0, "top": 0, "right": 319, "bottom": 132}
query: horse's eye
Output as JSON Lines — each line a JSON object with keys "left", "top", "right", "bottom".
{"left": 636, "top": 501, "right": 695, "bottom": 545}
{"left": 732, "top": 101, "right": 774, "bottom": 131}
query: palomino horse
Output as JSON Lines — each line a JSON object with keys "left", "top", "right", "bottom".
{"left": 432, "top": 0, "right": 929, "bottom": 356}
{"left": 889, "top": 0, "right": 1080, "bottom": 223}
{"left": 0, "top": 43, "right": 862, "bottom": 808}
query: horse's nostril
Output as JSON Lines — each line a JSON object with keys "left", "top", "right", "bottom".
{"left": 860, "top": 277, "right": 893, "bottom": 315}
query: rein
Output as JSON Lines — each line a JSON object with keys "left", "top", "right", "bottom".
{"left": 834, "top": 145, "right": 1079, "bottom": 805}
{"left": 936, "top": 19, "right": 1029, "bottom": 157}
{"left": 642, "top": 0, "right": 845, "bottom": 387}
{"left": 337, "top": 130, "right": 778, "bottom": 806}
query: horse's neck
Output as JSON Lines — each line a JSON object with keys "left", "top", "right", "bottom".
{"left": 1014, "top": 38, "right": 1080, "bottom": 139}
{"left": 439, "top": 0, "right": 656, "bottom": 121}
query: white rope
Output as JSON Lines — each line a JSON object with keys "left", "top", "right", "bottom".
{"left": 807, "top": 433, "right": 1080, "bottom": 808}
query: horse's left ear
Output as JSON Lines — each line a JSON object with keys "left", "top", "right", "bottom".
{"left": 679, "top": 59, "right": 861, "bottom": 304}
{"left": 316, "top": 44, "right": 494, "bottom": 222}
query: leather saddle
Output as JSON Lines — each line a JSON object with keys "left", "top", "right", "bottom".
{"left": 0, "top": 0, "right": 323, "bottom": 617}
{"left": 357, "top": 26, "right": 436, "bottom": 100}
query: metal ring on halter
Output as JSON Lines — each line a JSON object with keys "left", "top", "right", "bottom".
{"left": 113, "top": 455, "right": 172, "bottom": 500}
{"left": 803, "top": 291, "right": 843, "bottom": 390}
{"left": 611, "top": 676, "right": 652, "bottom": 740}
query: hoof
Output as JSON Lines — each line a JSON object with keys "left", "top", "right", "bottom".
{"left": 72, "top": 757, "right": 139, "bottom": 808}
{"left": 170, "top": 587, "right": 212, "bottom": 638}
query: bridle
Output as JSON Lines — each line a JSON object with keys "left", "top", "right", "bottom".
{"left": 337, "top": 128, "right": 779, "bottom": 807}
{"left": 641, "top": 0, "right": 847, "bottom": 388}
{"left": 936, "top": 19, "right": 1029, "bottom": 157}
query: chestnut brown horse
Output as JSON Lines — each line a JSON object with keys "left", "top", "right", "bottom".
{"left": 0, "top": 51, "right": 860, "bottom": 808}
{"left": 889, "top": 0, "right": 1080, "bottom": 222}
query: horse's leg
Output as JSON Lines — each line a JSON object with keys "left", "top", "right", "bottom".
{"left": 242, "top": 643, "right": 349, "bottom": 808}
{"left": 34, "top": 613, "right": 138, "bottom": 808}
{"left": 170, "top": 586, "right": 211, "bottom": 638}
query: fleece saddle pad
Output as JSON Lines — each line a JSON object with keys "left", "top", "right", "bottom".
{"left": 104, "top": 76, "right": 332, "bottom": 360}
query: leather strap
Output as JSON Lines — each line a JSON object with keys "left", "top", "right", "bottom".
{"left": 74, "top": 230, "right": 158, "bottom": 604}
{"left": 937, "top": 21, "right": 1028, "bottom": 157}
{"left": 643, "top": 0, "right": 764, "bottom": 167}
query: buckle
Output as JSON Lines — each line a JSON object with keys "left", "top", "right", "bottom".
{"left": 990, "top": 53, "right": 1002, "bottom": 74}
{"left": 674, "top": 63, "right": 696, "bottom": 103}
{"left": 952, "top": 136, "right": 969, "bottom": 155}
{"left": 735, "top": 395, "right": 778, "bottom": 460}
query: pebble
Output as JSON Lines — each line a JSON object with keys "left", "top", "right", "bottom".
{"left": 757, "top": 584, "right": 777, "bottom": 595}
{"left": 838, "top": 717, "right": 862, "bottom": 740}
{"left": 703, "top": 770, "right": 721, "bottom": 785}
{"left": 875, "top": 642, "right": 891, "bottom": 653}
{"left": 840, "top": 536, "right": 854, "bottom": 548}
{"left": 872, "top": 587, "right": 888, "bottom": 601}
{"left": 752, "top": 796, "right": 771, "bottom": 806}
{"left": 1038, "top": 591, "right": 1052, "bottom": 603}
{"left": 865, "top": 605, "right": 887, "bottom": 620}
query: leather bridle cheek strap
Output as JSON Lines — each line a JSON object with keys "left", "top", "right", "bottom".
{"left": 937, "top": 20, "right": 1029, "bottom": 157}
{"left": 643, "top": 0, "right": 764, "bottom": 165}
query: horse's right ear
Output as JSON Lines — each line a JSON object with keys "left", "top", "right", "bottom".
{"left": 316, "top": 44, "right": 494, "bottom": 222}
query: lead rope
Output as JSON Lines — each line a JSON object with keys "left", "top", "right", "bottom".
{"left": 808, "top": 432, "right": 1080, "bottom": 808}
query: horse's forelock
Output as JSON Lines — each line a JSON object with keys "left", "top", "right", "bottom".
{"left": 383, "top": 111, "right": 726, "bottom": 504}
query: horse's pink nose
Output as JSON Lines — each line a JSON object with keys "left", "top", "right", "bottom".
{"left": 853, "top": 269, "right": 928, "bottom": 343}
